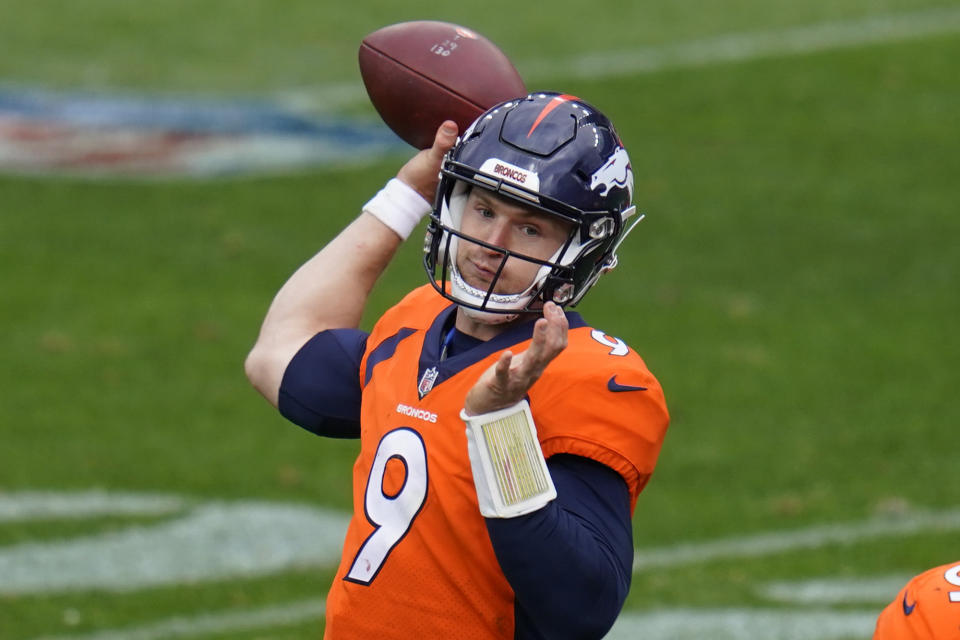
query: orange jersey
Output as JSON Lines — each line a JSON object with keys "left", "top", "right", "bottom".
{"left": 323, "top": 285, "right": 669, "bottom": 639}
{"left": 874, "top": 561, "right": 960, "bottom": 640}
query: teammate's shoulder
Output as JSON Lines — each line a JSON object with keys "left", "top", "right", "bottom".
{"left": 902, "top": 561, "right": 960, "bottom": 604}
{"left": 874, "top": 560, "right": 960, "bottom": 640}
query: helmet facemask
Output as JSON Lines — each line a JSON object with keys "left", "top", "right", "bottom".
{"left": 422, "top": 92, "right": 640, "bottom": 319}
{"left": 424, "top": 174, "right": 628, "bottom": 320}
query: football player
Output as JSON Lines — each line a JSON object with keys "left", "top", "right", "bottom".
{"left": 874, "top": 561, "right": 960, "bottom": 639}
{"left": 246, "top": 93, "right": 670, "bottom": 639}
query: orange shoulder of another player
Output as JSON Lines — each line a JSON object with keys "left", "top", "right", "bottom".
{"left": 873, "top": 561, "right": 960, "bottom": 640}
{"left": 529, "top": 324, "right": 670, "bottom": 505}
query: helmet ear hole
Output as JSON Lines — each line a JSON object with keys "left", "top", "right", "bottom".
{"left": 552, "top": 282, "right": 575, "bottom": 304}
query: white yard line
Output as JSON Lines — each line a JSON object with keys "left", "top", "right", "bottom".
{"left": 633, "top": 508, "right": 960, "bottom": 571}
{"left": 0, "top": 490, "right": 185, "bottom": 522}
{"left": 278, "top": 6, "right": 960, "bottom": 112}
{"left": 760, "top": 575, "right": 911, "bottom": 604}
{"left": 32, "top": 599, "right": 326, "bottom": 640}
{"left": 32, "top": 602, "right": 880, "bottom": 640}
{"left": 522, "top": 5, "right": 960, "bottom": 80}
{"left": 0, "top": 500, "right": 349, "bottom": 594}
{"left": 3, "top": 493, "right": 957, "bottom": 591}
{"left": 606, "top": 607, "right": 880, "bottom": 640}
{"left": 9, "top": 491, "right": 953, "bottom": 639}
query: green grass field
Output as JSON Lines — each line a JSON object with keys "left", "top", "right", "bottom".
{"left": 1, "top": 1, "right": 958, "bottom": 638}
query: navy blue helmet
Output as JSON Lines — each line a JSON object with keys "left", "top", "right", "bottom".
{"left": 423, "top": 92, "right": 640, "bottom": 318}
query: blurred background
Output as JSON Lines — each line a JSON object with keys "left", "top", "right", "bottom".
{"left": 1, "top": 1, "right": 958, "bottom": 638}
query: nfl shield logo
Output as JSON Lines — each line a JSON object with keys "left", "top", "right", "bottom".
{"left": 418, "top": 367, "right": 439, "bottom": 398}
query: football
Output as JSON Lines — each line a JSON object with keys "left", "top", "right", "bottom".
{"left": 359, "top": 21, "right": 527, "bottom": 149}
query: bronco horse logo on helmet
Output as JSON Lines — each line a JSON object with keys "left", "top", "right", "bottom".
{"left": 590, "top": 145, "right": 633, "bottom": 199}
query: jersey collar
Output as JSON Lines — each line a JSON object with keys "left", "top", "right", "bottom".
{"left": 415, "top": 304, "right": 586, "bottom": 398}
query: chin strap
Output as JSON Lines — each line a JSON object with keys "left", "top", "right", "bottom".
{"left": 461, "top": 400, "right": 557, "bottom": 518}
{"left": 460, "top": 305, "right": 518, "bottom": 325}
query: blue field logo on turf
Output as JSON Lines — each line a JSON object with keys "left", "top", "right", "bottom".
{"left": 0, "top": 86, "right": 406, "bottom": 177}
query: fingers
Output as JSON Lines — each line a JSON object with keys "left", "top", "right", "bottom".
{"left": 430, "top": 120, "right": 458, "bottom": 159}
{"left": 495, "top": 350, "right": 513, "bottom": 380}
{"left": 547, "top": 302, "right": 569, "bottom": 351}
{"left": 526, "top": 302, "right": 568, "bottom": 363}
{"left": 463, "top": 350, "right": 512, "bottom": 416}
{"left": 491, "top": 350, "right": 514, "bottom": 393}
{"left": 463, "top": 305, "right": 568, "bottom": 416}
{"left": 543, "top": 301, "right": 568, "bottom": 339}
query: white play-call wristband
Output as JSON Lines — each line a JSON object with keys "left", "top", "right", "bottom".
{"left": 461, "top": 399, "right": 557, "bottom": 518}
{"left": 362, "top": 178, "right": 432, "bottom": 240}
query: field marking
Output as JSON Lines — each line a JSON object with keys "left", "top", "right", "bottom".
{"left": 31, "top": 598, "right": 326, "bottom": 640}
{"left": 5, "top": 6, "right": 956, "bottom": 177}
{"left": 606, "top": 607, "right": 879, "bottom": 640}
{"left": 760, "top": 575, "right": 910, "bottom": 604}
{"left": 31, "top": 601, "right": 879, "bottom": 640}
{"left": 633, "top": 508, "right": 960, "bottom": 571}
{"left": 2, "top": 491, "right": 958, "bottom": 595}
{"left": 0, "top": 497, "right": 349, "bottom": 594}
{"left": 0, "top": 490, "right": 184, "bottom": 522}
{"left": 523, "top": 5, "right": 960, "bottom": 80}
{"left": 0, "top": 87, "right": 404, "bottom": 177}
{"left": 277, "top": 6, "right": 960, "bottom": 112}
{"left": 4, "top": 492, "right": 951, "bottom": 639}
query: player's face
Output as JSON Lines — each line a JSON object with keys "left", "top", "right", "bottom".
{"left": 456, "top": 188, "right": 572, "bottom": 295}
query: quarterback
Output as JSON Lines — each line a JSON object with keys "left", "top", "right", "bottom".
{"left": 246, "top": 93, "right": 670, "bottom": 639}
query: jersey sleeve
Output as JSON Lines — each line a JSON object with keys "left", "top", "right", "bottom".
{"left": 485, "top": 454, "right": 633, "bottom": 639}
{"left": 530, "top": 327, "right": 670, "bottom": 509}
{"left": 278, "top": 328, "right": 368, "bottom": 438}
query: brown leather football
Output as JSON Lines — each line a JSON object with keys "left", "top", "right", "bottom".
{"left": 359, "top": 21, "right": 527, "bottom": 149}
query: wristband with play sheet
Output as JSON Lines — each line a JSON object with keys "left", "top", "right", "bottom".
{"left": 461, "top": 399, "right": 557, "bottom": 518}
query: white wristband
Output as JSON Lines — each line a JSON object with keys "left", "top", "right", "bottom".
{"left": 461, "top": 400, "right": 557, "bottom": 518}
{"left": 362, "top": 178, "right": 432, "bottom": 240}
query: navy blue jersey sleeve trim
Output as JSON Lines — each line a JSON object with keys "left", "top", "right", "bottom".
{"left": 484, "top": 454, "right": 633, "bottom": 640}
{"left": 364, "top": 327, "right": 417, "bottom": 386}
{"left": 278, "top": 329, "right": 368, "bottom": 438}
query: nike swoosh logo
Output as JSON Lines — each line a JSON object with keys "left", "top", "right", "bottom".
{"left": 902, "top": 592, "right": 917, "bottom": 615}
{"left": 607, "top": 375, "right": 647, "bottom": 392}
